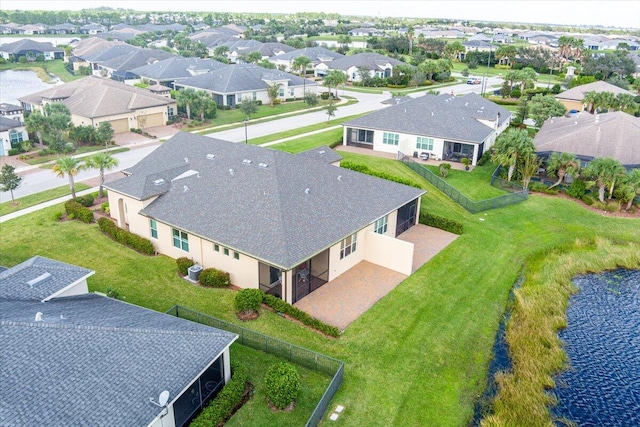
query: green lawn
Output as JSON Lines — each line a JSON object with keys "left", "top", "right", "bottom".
{"left": 423, "top": 162, "right": 507, "bottom": 201}
{"left": 22, "top": 146, "right": 129, "bottom": 166}
{"left": 0, "top": 183, "right": 91, "bottom": 216}
{"left": 268, "top": 128, "right": 344, "bottom": 154}
{"left": 1, "top": 152, "right": 638, "bottom": 426}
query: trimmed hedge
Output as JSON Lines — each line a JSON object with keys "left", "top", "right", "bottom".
{"left": 419, "top": 212, "right": 464, "bottom": 235}
{"left": 74, "top": 194, "right": 95, "bottom": 207}
{"left": 64, "top": 200, "right": 93, "bottom": 223}
{"left": 235, "top": 288, "right": 263, "bottom": 314}
{"left": 264, "top": 362, "right": 301, "bottom": 410}
{"left": 97, "top": 217, "right": 155, "bottom": 255}
{"left": 189, "top": 361, "right": 249, "bottom": 427}
{"left": 176, "top": 257, "right": 194, "bottom": 276}
{"left": 341, "top": 161, "right": 422, "bottom": 189}
{"left": 262, "top": 293, "right": 340, "bottom": 337}
{"left": 199, "top": 268, "right": 230, "bottom": 287}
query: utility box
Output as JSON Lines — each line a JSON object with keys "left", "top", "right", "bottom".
{"left": 188, "top": 265, "right": 203, "bottom": 282}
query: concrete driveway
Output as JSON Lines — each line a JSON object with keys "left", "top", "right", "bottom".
{"left": 294, "top": 225, "right": 459, "bottom": 331}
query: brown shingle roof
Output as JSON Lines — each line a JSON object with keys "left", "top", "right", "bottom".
{"left": 555, "top": 80, "right": 635, "bottom": 102}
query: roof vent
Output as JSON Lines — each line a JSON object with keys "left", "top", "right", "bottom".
{"left": 183, "top": 185, "right": 188, "bottom": 192}
{"left": 184, "top": 157, "right": 189, "bottom": 163}
{"left": 206, "top": 153, "right": 215, "bottom": 160}
{"left": 242, "top": 159, "right": 253, "bottom": 165}
{"left": 258, "top": 163, "right": 269, "bottom": 168}
{"left": 337, "top": 175, "right": 342, "bottom": 181}
{"left": 35, "top": 312, "right": 43, "bottom": 322}
{"left": 27, "top": 272, "right": 52, "bottom": 288}
{"left": 304, "top": 188, "right": 310, "bottom": 194}
{"left": 229, "top": 168, "right": 235, "bottom": 175}
{"left": 153, "top": 178, "right": 165, "bottom": 186}
{"left": 318, "top": 150, "right": 326, "bottom": 154}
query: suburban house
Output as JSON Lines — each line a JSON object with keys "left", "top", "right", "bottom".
{"left": 17, "top": 23, "right": 48, "bottom": 35}
{"left": 103, "top": 132, "right": 425, "bottom": 304}
{"left": 0, "top": 116, "right": 28, "bottom": 156}
{"left": 342, "top": 93, "right": 512, "bottom": 166}
{"left": 0, "top": 256, "right": 237, "bottom": 427}
{"left": 348, "top": 27, "right": 385, "bottom": 37}
{"left": 96, "top": 48, "right": 175, "bottom": 81}
{"left": 19, "top": 75, "right": 177, "bottom": 133}
{"left": 173, "top": 64, "right": 317, "bottom": 108}
{"left": 555, "top": 80, "right": 637, "bottom": 112}
{"left": 534, "top": 111, "right": 640, "bottom": 169}
{"left": 269, "top": 47, "right": 345, "bottom": 74}
{"left": 0, "top": 39, "right": 64, "bottom": 61}
{"left": 49, "top": 23, "right": 77, "bottom": 34}
{"left": 315, "top": 52, "right": 409, "bottom": 82}
{"left": 79, "top": 23, "right": 107, "bottom": 34}
{"left": 129, "top": 57, "right": 228, "bottom": 87}
{"left": 459, "top": 40, "right": 493, "bottom": 60}
{"left": 0, "top": 102, "right": 25, "bottom": 122}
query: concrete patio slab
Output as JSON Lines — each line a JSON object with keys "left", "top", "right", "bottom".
{"left": 294, "top": 224, "right": 460, "bottom": 331}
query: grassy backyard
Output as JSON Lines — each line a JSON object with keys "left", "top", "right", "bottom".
{"left": 1, "top": 137, "right": 639, "bottom": 426}
{"left": 0, "top": 183, "right": 90, "bottom": 216}
{"left": 422, "top": 162, "right": 507, "bottom": 201}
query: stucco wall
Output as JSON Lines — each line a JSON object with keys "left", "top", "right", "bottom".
{"left": 364, "top": 230, "right": 414, "bottom": 275}
{"left": 71, "top": 103, "right": 175, "bottom": 132}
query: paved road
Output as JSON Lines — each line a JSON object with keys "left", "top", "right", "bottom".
{"left": 1, "top": 77, "right": 503, "bottom": 202}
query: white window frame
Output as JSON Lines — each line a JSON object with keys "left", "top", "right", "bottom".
{"left": 340, "top": 232, "right": 357, "bottom": 259}
{"left": 416, "top": 136, "right": 434, "bottom": 151}
{"left": 149, "top": 219, "right": 158, "bottom": 239}
{"left": 172, "top": 228, "right": 189, "bottom": 252}
{"left": 383, "top": 132, "right": 399, "bottom": 146}
{"left": 374, "top": 215, "right": 388, "bottom": 235}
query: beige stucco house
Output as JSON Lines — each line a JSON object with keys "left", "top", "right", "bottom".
{"left": 104, "top": 132, "right": 425, "bottom": 304}
{"left": 19, "top": 75, "right": 176, "bottom": 133}
{"left": 555, "top": 80, "right": 636, "bottom": 112}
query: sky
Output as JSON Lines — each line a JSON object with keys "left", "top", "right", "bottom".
{"left": 1, "top": 0, "right": 639, "bottom": 29}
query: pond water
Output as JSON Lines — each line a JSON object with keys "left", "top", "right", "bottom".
{"left": 0, "top": 69, "right": 62, "bottom": 105}
{"left": 552, "top": 269, "right": 640, "bottom": 426}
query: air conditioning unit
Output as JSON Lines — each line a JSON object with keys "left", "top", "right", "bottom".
{"left": 188, "top": 265, "right": 203, "bottom": 282}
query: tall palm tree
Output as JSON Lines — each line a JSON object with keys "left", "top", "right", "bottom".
{"left": 597, "top": 91, "right": 616, "bottom": 112}
{"left": 583, "top": 158, "right": 625, "bottom": 202}
{"left": 615, "top": 93, "right": 637, "bottom": 114}
{"left": 175, "top": 88, "right": 197, "bottom": 120}
{"left": 546, "top": 152, "right": 580, "bottom": 189}
{"left": 53, "top": 156, "right": 83, "bottom": 199}
{"left": 292, "top": 55, "right": 311, "bottom": 77}
{"left": 492, "top": 128, "right": 535, "bottom": 182}
{"left": 620, "top": 169, "right": 640, "bottom": 210}
{"left": 582, "top": 91, "right": 598, "bottom": 113}
{"left": 25, "top": 110, "right": 49, "bottom": 146}
{"left": 85, "top": 153, "right": 119, "bottom": 198}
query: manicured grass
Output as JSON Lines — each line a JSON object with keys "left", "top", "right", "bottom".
{"left": 0, "top": 183, "right": 91, "bottom": 216}
{"left": 342, "top": 80, "right": 461, "bottom": 95}
{"left": 22, "top": 146, "right": 129, "bottom": 166}
{"left": 423, "top": 162, "right": 507, "bottom": 201}
{"left": 0, "top": 153, "right": 638, "bottom": 427}
{"left": 269, "top": 128, "right": 344, "bottom": 154}
{"left": 226, "top": 344, "right": 331, "bottom": 427}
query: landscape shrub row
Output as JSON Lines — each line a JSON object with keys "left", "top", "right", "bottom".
{"left": 199, "top": 268, "right": 231, "bottom": 287}
{"left": 97, "top": 217, "right": 155, "bottom": 255}
{"left": 341, "top": 161, "right": 422, "bottom": 189}
{"left": 262, "top": 293, "right": 340, "bottom": 337}
{"left": 419, "top": 212, "right": 464, "bottom": 235}
{"left": 189, "top": 361, "right": 249, "bottom": 427}
{"left": 64, "top": 200, "right": 93, "bottom": 223}
{"left": 74, "top": 194, "right": 94, "bottom": 207}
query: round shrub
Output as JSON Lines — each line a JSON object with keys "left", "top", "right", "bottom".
{"left": 566, "top": 179, "right": 587, "bottom": 199}
{"left": 263, "top": 362, "right": 301, "bottom": 410}
{"left": 199, "top": 268, "right": 230, "bottom": 287}
{"left": 176, "top": 257, "right": 194, "bottom": 276}
{"left": 75, "top": 194, "right": 94, "bottom": 207}
{"left": 511, "top": 88, "right": 521, "bottom": 99}
{"left": 320, "top": 92, "right": 330, "bottom": 100}
{"left": 438, "top": 163, "right": 451, "bottom": 178}
{"left": 234, "top": 289, "right": 263, "bottom": 315}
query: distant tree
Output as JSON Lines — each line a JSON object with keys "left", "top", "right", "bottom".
{"left": 0, "top": 164, "right": 22, "bottom": 204}
{"left": 325, "top": 99, "right": 337, "bottom": 122}
{"left": 258, "top": 59, "right": 276, "bottom": 69}
{"left": 527, "top": 94, "right": 566, "bottom": 127}
{"left": 53, "top": 156, "right": 83, "bottom": 199}
{"left": 244, "top": 51, "right": 263, "bottom": 64}
{"left": 444, "top": 41, "right": 465, "bottom": 60}
{"left": 303, "top": 91, "right": 319, "bottom": 107}
{"left": 292, "top": 55, "right": 311, "bottom": 77}
{"left": 266, "top": 84, "right": 280, "bottom": 107}
{"left": 324, "top": 70, "right": 347, "bottom": 98}
{"left": 174, "top": 88, "right": 197, "bottom": 120}
{"left": 85, "top": 152, "right": 118, "bottom": 198}
{"left": 25, "top": 110, "right": 48, "bottom": 146}
{"left": 96, "top": 122, "right": 114, "bottom": 148}
{"left": 495, "top": 45, "right": 518, "bottom": 67}
{"left": 492, "top": 128, "right": 535, "bottom": 182}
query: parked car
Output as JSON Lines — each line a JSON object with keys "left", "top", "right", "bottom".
{"left": 467, "top": 78, "right": 481, "bottom": 85}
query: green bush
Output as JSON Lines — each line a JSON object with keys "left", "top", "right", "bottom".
{"left": 101, "top": 202, "right": 110, "bottom": 214}
{"left": 176, "top": 257, "right": 194, "bottom": 276}
{"left": 235, "top": 288, "right": 263, "bottom": 315}
{"left": 566, "top": 179, "right": 587, "bottom": 199}
{"left": 477, "top": 151, "right": 492, "bottom": 166}
{"left": 263, "top": 362, "right": 301, "bottom": 410}
{"left": 320, "top": 92, "right": 330, "bottom": 100}
{"left": 64, "top": 200, "right": 93, "bottom": 223}
{"left": 75, "top": 194, "right": 94, "bottom": 207}
{"left": 262, "top": 293, "right": 340, "bottom": 337}
{"left": 341, "top": 161, "right": 422, "bottom": 189}
{"left": 419, "top": 212, "right": 464, "bottom": 235}
{"left": 190, "top": 361, "right": 249, "bottom": 427}
{"left": 510, "top": 89, "right": 521, "bottom": 99}
{"left": 199, "top": 268, "right": 230, "bottom": 287}
{"left": 105, "top": 287, "right": 121, "bottom": 299}
{"left": 97, "top": 217, "right": 155, "bottom": 255}
{"left": 438, "top": 163, "right": 452, "bottom": 178}
{"left": 53, "top": 211, "right": 64, "bottom": 221}
{"left": 7, "top": 148, "right": 21, "bottom": 156}
{"left": 581, "top": 195, "right": 594, "bottom": 206}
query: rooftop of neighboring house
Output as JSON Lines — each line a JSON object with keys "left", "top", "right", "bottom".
{"left": 0, "top": 116, "right": 25, "bottom": 132}
{"left": 130, "top": 57, "right": 228, "bottom": 82}
{"left": 322, "top": 52, "right": 409, "bottom": 71}
{"left": 555, "top": 80, "right": 636, "bottom": 101}
{"left": 70, "top": 37, "right": 127, "bottom": 57}
{"left": 343, "top": 93, "right": 512, "bottom": 144}
{"left": 0, "top": 38, "right": 63, "bottom": 53}
{"left": 104, "top": 132, "right": 425, "bottom": 270}
{"left": 271, "top": 46, "right": 345, "bottom": 64}
{"left": 534, "top": 111, "right": 640, "bottom": 167}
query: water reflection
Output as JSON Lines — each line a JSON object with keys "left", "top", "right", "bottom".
{"left": 0, "top": 69, "right": 62, "bottom": 105}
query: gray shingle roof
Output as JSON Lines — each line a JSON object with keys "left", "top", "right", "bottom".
{"left": 130, "top": 57, "right": 227, "bottom": 82}
{"left": 295, "top": 145, "right": 343, "bottom": 165}
{"left": 0, "top": 256, "right": 93, "bottom": 301}
{"left": 555, "top": 80, "right": 635, "bottom": 102}
{"left": 81, "top": 44, "right": 139, "bottom": 62}
{"left": 272, "top": 47, "right": 345, "bottom": 64}
{"left": 343, "top": 93, "right": 512, "bottom": 144}
{"left": 174, "top": 64, "right": 314, "bottom": 94}
{"left": 19, "top": 75, "right": 175, "bottom": 119}
{"left": 0, "top": 103, "right": 22, "bottom": 113}
{"left": 98, "top": 48, "right": 174, "bottom": 71}
{"left": 71, "top": 37, "right": 126, "bottom": 58}
{"left": 0, "top": 116, "right": 23, "bottom": 132}
{"left": 105, "top": 132, "right": 425, "bottom": 269}
{"left": 0, "top": 39, "right": 63, "bottom": 54}
{"left": 533, "top": 111, "right": 640, "bottom": 167}
{"left": 326, "top": 52, "right": 409, "bottom": 72}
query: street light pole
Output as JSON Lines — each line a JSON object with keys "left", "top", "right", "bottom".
{"left": 481, "top": 45, "right": 492, "bottom": 97}
{"left": 244, "top": 117, "right": 248, "bottom": 144}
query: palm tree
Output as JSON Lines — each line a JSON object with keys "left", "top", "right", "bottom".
{"left": 492, "top": 128, "right": 535, "bottom": 182}
{"left": 25, "top": 111, "right": 49, "bottom": 146}
{"left": 597, "top": 91, "right": 616, "bottom": 112}
{"left": 324, "top": 70, "right": 347, "bottom": 98}
{"left": 582, "top": 91, "right": 598, "bottom": 113}
{"left": 619, "top": 169, "right": 640, "bottom": 210}
{"left": 615, "top": 93, "right": 637, "bottom": 114}
{"left": 85, "top": 153, "right": 118, "bottom": 198}
{"left": 292, "top": 55, "right": 311, "bottom": 77}
{"left": 53, "top": 156, "right": 83, "bottom": 199}
{"left": 520, "top": 152, "right": 541, "bottom": 190}
{"left": 175, "top": 88, "right": 197, "bottom": 120}
{"left": 407, "top": 26, "right": 415, "bottom": 56}
{"left": 546, "top": 152, "right": 580, "bottom": 189}
{"left": 266, "top": 84, "right": 280, "bottom": 107}
{"left": 583, "top": 158, "right": 626, "bottom": 202}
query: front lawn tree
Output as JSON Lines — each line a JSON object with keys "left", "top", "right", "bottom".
{"left": 85, "top": 152, "right": 118, "bottom": 198}
{"left": 96, "top": 122, "right": 114, "bottom": 148}
{"left": 175, "top": 88, "right": 197, "bottom": 120}
{"left": 527, "top": 94, "right": 567, "bottom": 128}
{"left": 25, "top": 110, "right": 48, "bottom": 146}
{"left": 53, "top": 156, "right": 84, "bottom": 199}
{"left": 0, "top": 164, "right": 22, "bottom": 204}
{"left": 238, "top": 97, "right": 259, "bottom": 120}
{"left": 326, "top": 99, "right": 337, "bottom": 122}
{"left": 492, "top": 128, "right": 535, "bottom": 182}
{"left": 266, "top": 84, "right": 280, "bottom": 107}
{"left": 303, "top": 91, "right": 319, "bottom": 108}
{"left": 324, "top": 70, "right": 347, "bottom": 98}
{"left": 43, "top": 103, "right": 72, "bottom": 134}
{"left": 546, "top": 152, "right": 580, "bottom": 189}
{"left": 292, "top": 55, "right": 311, "bottom": 77}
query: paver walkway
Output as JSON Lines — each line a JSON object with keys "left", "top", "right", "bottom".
{"left": 294, "top": 225, "right": 459, "bottom": 331}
